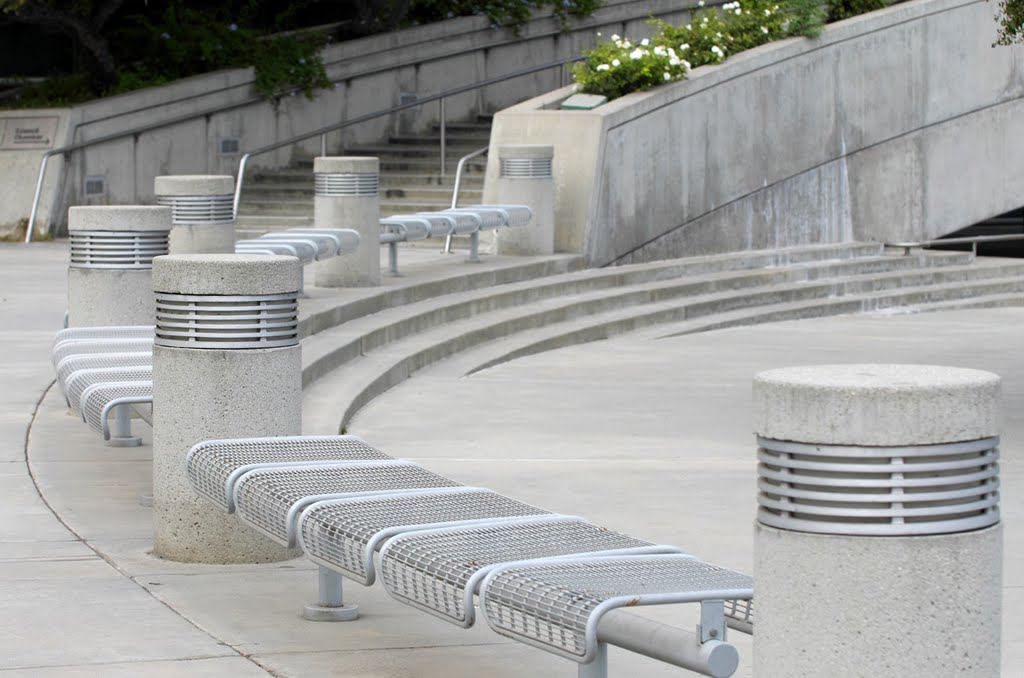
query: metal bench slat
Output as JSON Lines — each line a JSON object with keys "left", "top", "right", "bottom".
{"left": 300, "top": 489, "right": 551, "bottom": 586}
{"left": 480, "top": 554, "right": 754, "bottom": 664}
{"left": 233, "top": 461, "right": 460, "bottom": 547}
{"left": 186, "top": 435, "right": 392, "bottom": 512}
{"left": 379, "top": 515, "right": 680, "bottom": 627}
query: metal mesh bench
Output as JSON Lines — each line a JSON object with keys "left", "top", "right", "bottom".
{"left": 232, "top": 460, "right": 460, "bottom": 547}
{"left": 52, "top": 325, "right": 154, "bottom": 353}
{"left": 261, "top": 233, "right": 334, "bottom": 260}
{"left": 185, "top": 435, "right": 392, "bottom": 512}
{"left": 378, "top": 515, "right": 684, "bottom": 628}
{"left": 380, "top": 217, "right": 432, "bottom": 275}
{"left": 299, "top": 488, "right": 551, "bottom": 587}
{"left": 79, "top": 379, "right": 153, "bottom": 446}
{"left": 275, "top": 229, "right": 361, "bottom": 257}
{"left": 51, "top": 338, "right": 153, "bottom": 369}
{"left": 481, "top": 554, "right": 754, "bottom": 676}
{"left": 56, "top": 351, "right": 153, "bottom": 397}
{"left": 65, "top": 365, "right": 153, "bottom": 415}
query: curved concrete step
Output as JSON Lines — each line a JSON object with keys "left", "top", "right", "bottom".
{"left": 300, "top": 246, "right": 1013, "bottom": 434}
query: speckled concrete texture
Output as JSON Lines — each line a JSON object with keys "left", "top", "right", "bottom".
{"left": 313, "top": 157, "right": 380, "bottom": 287}
{"left": 167, "top": 222, "right": 236, "bottom": 254}
{"left": 152, "top": 254, "right": 301, "bottom": 296}
{"left": 68, "top": 205, "right": 172, "bottom": 232}
{"left": 753, "top": 363, "right": 1001, "bottom": 446}
{"left": 494, "top": 179, "right": 555, "bottom": 256}
{"left": 152, "top": 345, "right": 302, "bottom": 563}
{"left": 67, "top": 268, "right": 155, "bottom": 326}
{"left": 754, "top": 523, "right": 1003, "bottom": 677}
{"left": 154, "top": 175, "right": 234, "bottom": 196}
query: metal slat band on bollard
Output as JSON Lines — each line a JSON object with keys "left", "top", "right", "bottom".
{"left": 69, "top": 230, "right": 169, "bottom": 269}
{"left": 156, "top": 195, "right": 234, "bottom": 224}
{"left": 314, "top": 173, "right": 379, "bottom": 196}
{"left": 154, "top": 292, "right": 299, "bottom": 349}
{"left": 499, "top": 157, "right": 553, "bottom": 178}
{"left": 756, "top": 435, "right": 1000, "bottom": 536}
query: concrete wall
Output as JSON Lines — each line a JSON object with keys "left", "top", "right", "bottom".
{"left": 484, "top": 0, "right": 1024, "bottom": 266}
{"left": 0, "top": 110, "right": 73, "bottom": 238}
{"left": 1, "top": 0, "right": 699, "bottom": 236}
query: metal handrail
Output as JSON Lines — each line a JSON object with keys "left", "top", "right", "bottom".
{"left": 444, "top": 145, "right": 489, "bottom": 254}
{"left": 889, "top": 233, "right": 1024, "bottom": 256}
{"left": 232, "top": 55, "right": 584, "bottom": 218}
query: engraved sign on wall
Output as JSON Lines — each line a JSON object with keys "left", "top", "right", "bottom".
{"left": 0, "top": 117, "right": 59, "bottom": 150}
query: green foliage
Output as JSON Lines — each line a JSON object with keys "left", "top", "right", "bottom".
{"left": 573, "top": 36, "right": 689, "bottom": 100}
{"left": 994, "top": 0, "right": 1024, "bottom": 45}
{"left": 114, "top": 2, "right": 331, "bottom": 99}
{"left": 575, "top": 0, "right": 832, "bottom": 101}
{"left": 3, "top": 73, "right": 95, "bottom": 108}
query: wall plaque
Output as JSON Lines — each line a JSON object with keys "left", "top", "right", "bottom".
{"left": 0, "top": 116, "right": 59, "bottom": 150}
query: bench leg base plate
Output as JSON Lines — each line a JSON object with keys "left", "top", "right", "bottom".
{"left": 107, "top": 436, "right": 142, "bottom": 447}
{"left": 303, "top": 603, "right": 359, "bottom": 622}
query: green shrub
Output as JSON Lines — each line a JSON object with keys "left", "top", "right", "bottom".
{"left": 573, "top": 35, "right": 690, "bottom": 100}
{"left": 827, "top": 0, "right": 889, "bottom": 23}
{"left": 994, "top": 0, "right": 1024, "bottom": 44}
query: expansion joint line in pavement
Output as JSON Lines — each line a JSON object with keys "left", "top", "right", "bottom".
{"left": 22, "top": 379, "right": 274, "bottom": 675}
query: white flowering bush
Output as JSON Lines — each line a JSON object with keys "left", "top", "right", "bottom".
{"left": 574, "top": 0, "right": 826, "bottom": 101}
{"left": 573, "top": 34, "right": 691, "bottom": 100}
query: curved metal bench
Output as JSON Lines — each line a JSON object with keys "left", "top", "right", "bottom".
{"left": 56, "top": 351, "right": 153, "bottom": 398}
{"left": 79, "top": 379, "right": 153, "bottom": 446}
{"left": 236, "top": 238, "right": 318, "bottom": 264}
{"left": 380, "top": 217, "right": 432, "bottom": 275}
{"left": 52, "top": 325, "right": 154, "bottom": 353}
{"left": 185, "top": 434, "right": 392, "bottom": 513}
{"left": 276, "top": 228, "right": 361, "bottom": 256}
{"left": 52, "top": 338, "right": 154, "bottom": 370}
{"left": 481, "top": 554, "right": 754, "bottom": 678}
{"left": 65, "top": 365, "right": 153, "bottom": 416}
{"left": 378, "top": 515, "right": 683, "bottom": 628}
{"left": 261, "top": 233, "right": 334, "bottom": 260}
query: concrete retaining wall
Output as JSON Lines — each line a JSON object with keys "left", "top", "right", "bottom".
{"left": 1, "top": 0, "right": 697, "bottom": 236}
{"left": 484, "top": 0, "right": 1024, "bottom": 266}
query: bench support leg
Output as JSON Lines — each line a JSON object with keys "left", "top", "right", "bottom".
{"left": 467, "top": 232, "right": 481, "bottom": 263}
{"left": 578, "top": 642, "right": 608, "bottom": 678}
{"left": 388, "top": 242, "right": 401, "bottom": 276}
{"left": 303, "top": 566, "right": 359, "bottom": 622}
{"left": 107, "top": 404, "right": 142, "bottom": 447}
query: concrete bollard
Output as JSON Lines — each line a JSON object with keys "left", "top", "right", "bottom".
{"left": 155, "top": 175, "right": 236, "bottom": 254}
{"left": 494, "top": 145, "right": 555, "bottom": 256}
{"left": 313, "top": 157, "right": 380, "bottom": 287}
{"left": 753, "top": 364, "right": 1002, "bottom": 677}
{"left": 151, "top": 254, "right": 302, "bottom": 563}
{"left": 67, "top": 205, "right": 171, "bottom": 327}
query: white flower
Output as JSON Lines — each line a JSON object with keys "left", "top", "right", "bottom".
{"left": 629, "top": 48, "right": 644, "bottom": 59}
{"left": 611, "top": 33, "right": 620, "bottom": 41}
{"left": 735, "top": 8, "right": 742, "bottom": 14}
{"left": 764, "top": 8, "right": 772, "bottom": 14}
{"left": 682, "top": 59, "right": 691, "bottom": 69}
{"left": 686, "top": 23, "right": 692, "bottom": 29}
{"left": 711, "top": 45, "right": 724, "bottom": 57}
{"left": 641, "top": 38, "right": 650, "bottom": 46}
{"left": 761, "top": 25, "right": 769, "bottom": 33}
{"left": 664, "top": 71, "right": 672, "bottom": 80}
{"left": 597, "top": 31, "right": 602, "bottom": 36}
{"left": 698, "top": 0, "right": 705, "bottom": 6}
{"left": 653, "top": 45, "right": 666, "bottom": 56}
{"left": 679, "top": 43, "right": 690, "bottom": 50}
{"left": 612, "top": 58, "right": 621, "bottom": 66}
{"left": 596, "top": 63, "right": 610, "bottom": 71}
{"left": 716, "top": 31, "right": 723, "bottom": 38}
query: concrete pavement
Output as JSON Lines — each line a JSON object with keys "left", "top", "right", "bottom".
{"left": 2, "top": 241, "right": 1020, "bottom": 676}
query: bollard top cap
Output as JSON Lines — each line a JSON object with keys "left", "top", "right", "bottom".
{"left": 152, "top": 254, "right": 301, "bottom": 295}
{"left": 69, "top": 205, "right": 172, "bottom": 232}
{"left": 154, "top": 175, "right": 234, "bottom": 195}
{"left": 314, "top": 156, "right": 378, "bottom": 174}
{"left": 753, "top": 364, "right": 1000, "bottom": 445}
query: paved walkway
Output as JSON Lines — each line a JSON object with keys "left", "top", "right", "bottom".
{"left": 2, "top": 241, "right": 1020, "bottom": 676}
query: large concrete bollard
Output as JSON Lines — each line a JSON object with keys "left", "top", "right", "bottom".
{"left": 313, "top": 157, "right": 380, "bottom": 287}
{"left": 494, "top": 145, "right": 555, "bottom": 256}
{"left": 155, "top": 175, "right": 236, "bottom": 254}
{"left": 67, "top": 205, "right": 171, "bottom": 327}
{"left": 152, "top": 254, "right": 302, "bottom": 563}
{"left": 753, "top": 364, "right": 1002, "bottom": 677}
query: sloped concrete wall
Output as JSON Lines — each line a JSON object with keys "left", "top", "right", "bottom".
{"left": 485, "top": 0, "right": 1024, "bottom": 266}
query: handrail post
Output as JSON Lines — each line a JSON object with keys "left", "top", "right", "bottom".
{"left": 25, "top": 153, "right": 54, "bottom": 243}
{"left": 233, "top": 154, "right": 251, "bottom": 220}
{"left": 439, "top": 97, "right": 447, "bottom": 178}
{"left": 444, "top": 145, "right": 488, "bottom": 254}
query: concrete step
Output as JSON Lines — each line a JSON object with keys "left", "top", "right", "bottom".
{"left": 388, "top": 134, "right": 491, "bottom": 146}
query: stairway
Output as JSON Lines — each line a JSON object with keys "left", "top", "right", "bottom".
{"left": 294, "top": 243, "right": 1024, "bottom": 435}
{"left": 236, "top": 116, "right": 493, "bottom": 238}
